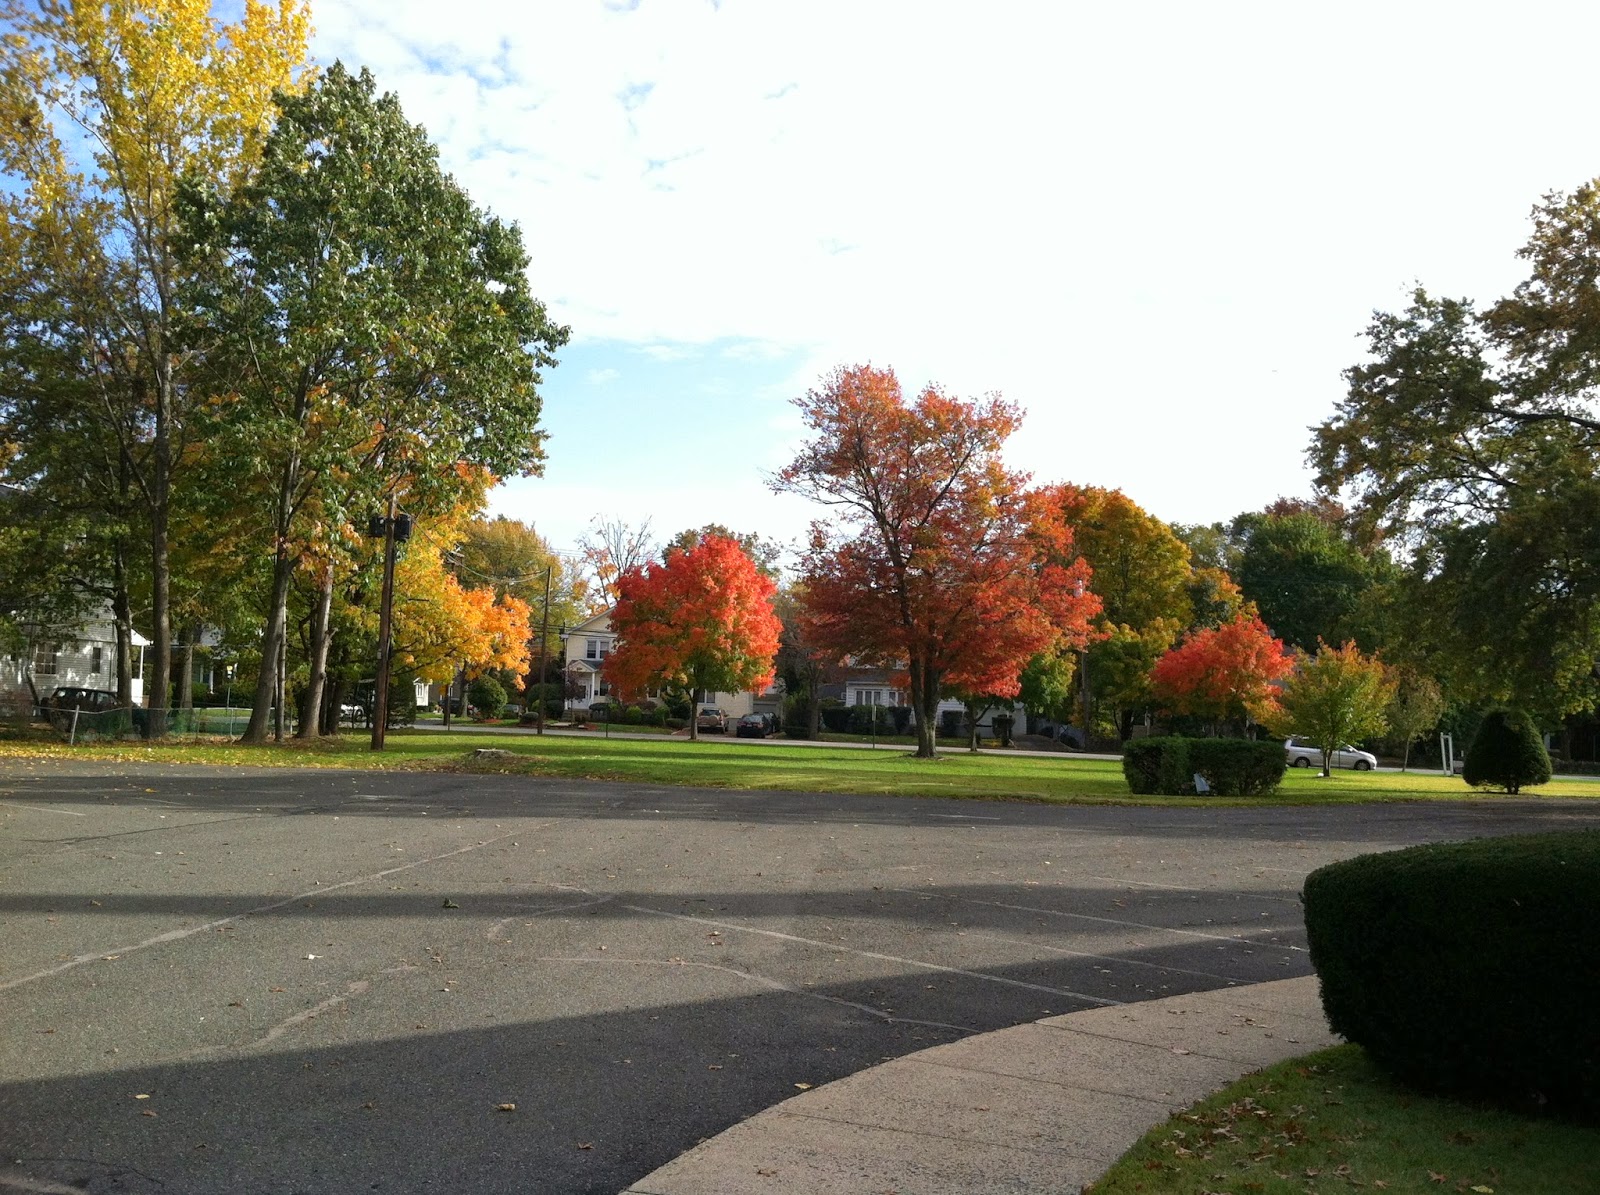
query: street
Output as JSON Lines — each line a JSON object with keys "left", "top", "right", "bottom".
{"left": 3, "top": 761, "right": 1596, "bottom": 1194}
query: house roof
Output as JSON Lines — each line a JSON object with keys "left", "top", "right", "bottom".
{"left": 564, "top": 608, "right": 614, "bottom": 636}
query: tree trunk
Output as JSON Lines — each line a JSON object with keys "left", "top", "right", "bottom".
{"left": 178, "top": 625, "right": 197, "bottom": 713}
{"left": 112, "top": 545, "right": 133, "bottom": 710}
{"left": 297, "top": 567, "right": 334, "bottom": 739}
{"left": 910, "top": 658, "right": 938, "bottom": 758}
{"left": 1077, "top": 647, "right": 1091, "bottom": 752}
{"left": 147, "top": 502, "right": 170, "bottom": 738}
{"left": 242, "top": 548, "right": 294, "bottom": 744}
{"left": 242, "top": 450, "right": 300, "bottom": 744}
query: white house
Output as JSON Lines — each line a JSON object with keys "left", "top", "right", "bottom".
{"left": 0, "top": 615, "right": 148, "bottom": 717}
{"left": 560, "top": 609, "right": 778, "bottom": 717}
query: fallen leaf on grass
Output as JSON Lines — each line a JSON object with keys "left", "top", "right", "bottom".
{"left": 1470, "top": 1188, "right": 1494, "bottom": 1193}
{"left": 1429, "top": 1174, "right": 1447, "bottom": 1185}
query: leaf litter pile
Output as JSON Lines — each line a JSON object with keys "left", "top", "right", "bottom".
{"left": 1084, "top": 1045, "right": 1599, "bottom": 1195}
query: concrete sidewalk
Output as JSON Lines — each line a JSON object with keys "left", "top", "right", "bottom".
{"left": 622, "top": 976, "right": 1336, "bottom": 1195}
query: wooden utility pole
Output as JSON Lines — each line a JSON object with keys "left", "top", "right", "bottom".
{"left": 535, "top": 565, "right": 553, "bottom": 735}
{"left": 371, "top": 495, "right": 399, "bottom": 751}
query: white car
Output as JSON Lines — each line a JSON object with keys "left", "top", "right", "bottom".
{"left": 1285, "top": 738, "right": 1377, "bottom": 770}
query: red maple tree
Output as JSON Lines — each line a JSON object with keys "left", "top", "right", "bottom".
{"left": 775, "top": 364, "right": 1101, "bottom": 757}
{"left": 1149, "top": 614, "right": 1293, "bottom": 730}
{"left": 603, "top": 535, "right": 782, "bottom": 741}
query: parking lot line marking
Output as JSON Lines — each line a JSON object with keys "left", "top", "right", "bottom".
{"left": 889, "top": 888, "right": 1309, "bottom": 952}
{"left": 0, "top": 826, "right": 536, "bottom": 993}
{"left": 621, "top": 904, "right": 1124, "bottom": 1006}
{"left": 537, "top": 956, "right": 977, "bottom": 1034}
{"left": 0, "top": 802, "right": 86, "bottom": 817}
{"left": 1087, "top": 875, "right": 1303, "bottom": 904}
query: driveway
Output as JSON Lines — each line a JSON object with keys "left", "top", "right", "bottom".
{"left": 2, "top": 761, "right": 1594, "bottom": 1193}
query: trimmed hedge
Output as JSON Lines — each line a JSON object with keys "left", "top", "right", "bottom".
{"left": 1122, "top": 737, "right": 1285, "bottom": 796}
{"left": 1463, "top": 707, "right": 1551, "bottom": 793}
{"left": 1303, "top": 831, "right": 1600, "bottom": 1122}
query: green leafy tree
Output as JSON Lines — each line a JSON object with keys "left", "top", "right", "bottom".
{"left": 467, "top": 675, "right": 507, "bottom": 719}
{"left": 1231, "top": 508, "right": 1395, "bottom": 653}
{"left": 1316, "top": 181, "right": 1600, "bottom": 717}
{"left": 187, "top": 64, "right": 567, "bottom": 742}
{"left": 0, "top": 0, "right": 311, "bottom": 735}
{"left": 1266, "top": 641, "right": 1395, "bottom": 777}
{"left": 1384, "top": 670, "right": 1446, "bottom": 771}
{"left": 1462, "top": 708, "right": 1551, "bottom": 794}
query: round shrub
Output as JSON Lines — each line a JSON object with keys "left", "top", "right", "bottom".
{"left": 1303, "top": 831, "right": 1600, "bottom": 1122}
{"left": 467, "top": 675, "right": 506, "bottom": 718}
{"left": 1463, "top": 708, "right": 1551, "bottom": 794}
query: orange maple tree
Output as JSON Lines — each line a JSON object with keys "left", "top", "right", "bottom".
{"left": 1149, "top": 614, "right": 1293, "bottom": 730}
{"left": 775, "top": 364, "right": 1101, "bottom": 757}
{"left": 603, "top": 535, "right": 781, "bottom": 740}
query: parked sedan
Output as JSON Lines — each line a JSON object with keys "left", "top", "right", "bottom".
{"left": 1285, "top": 738, "right": 1377, "bottom": 770}
{"left": 734, "top": 713, "right": 769, "bottom": 738}
{"left": 696, "top": 707, "right": 728, "bottom": 733}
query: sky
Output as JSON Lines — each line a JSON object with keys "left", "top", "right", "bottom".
{"left": 312, "top": 0, "right": 1600, "bottom": 564}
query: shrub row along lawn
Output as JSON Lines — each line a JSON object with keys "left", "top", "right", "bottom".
{"left": 1, "top": 730, "right": 1598, "bottom": 804}
{"left": 1087, "top": 1044, "right": 1600, "bottom": 1195}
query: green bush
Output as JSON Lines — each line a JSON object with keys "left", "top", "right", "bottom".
{"left": 1122, "top": 737, "right": 1179, "bottom": 794}
{"left": 1187, "top": 738, "right": 1286, "bottom": 796}
{"left": 1463, "top": 708, "right": 1552, "bottom": 794}
{"left": 1303, "top": 831, "right": 1600, "bottom": 1122}
{"left": 1121, "top": 737, "right": 1283, "bottom": 796}
{"left": 783, "top": 695, "right": 814, "bottom": 739}
{"left": 467, "top": 675, "right": 507, "bottom": 718}
{"left": 888, "top": 705, "right": 912, "bottom": 734}
{"left": 820, "top": 706, "right": 853, "bottom": 733}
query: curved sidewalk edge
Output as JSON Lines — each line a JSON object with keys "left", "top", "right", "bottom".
{"left": 621, "top": 975, "right": 1335, "bottom": 1195}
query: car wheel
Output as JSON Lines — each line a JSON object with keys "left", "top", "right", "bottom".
{"left": 1354, "top": 759, "right": 1372, "bottom": 771}
{"left": 1292, "top": 757, "right": 1310, "bottom": 767}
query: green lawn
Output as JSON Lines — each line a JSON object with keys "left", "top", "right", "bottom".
{"left": 1087, "top": 1044, "right": 1600, "bottom": 1194}
{"left": 0, "top": 728, "right": 1596, "bottom": 805}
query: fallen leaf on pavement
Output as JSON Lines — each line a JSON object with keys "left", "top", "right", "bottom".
{"left": 442, "top": 899, "right": 459, "bottom": 909}
{"left": 794, "top": 1083, "right": 811, "bottom": 1090}
{"left": 577, "top": 1141, "right": 593, "bottom": 1150}
{"left": 496, "top": 1103, "right": 516, "bottom": 1112}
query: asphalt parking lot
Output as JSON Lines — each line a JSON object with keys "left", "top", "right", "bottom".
{"left": 3, "top": 761, "right": 1597, "bottom": 1194}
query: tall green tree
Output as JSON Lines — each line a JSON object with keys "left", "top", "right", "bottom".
{"left": 186, "top": 64, "right": 567, "bottom": 742}
{"left": 1316, "top": 179, "right": 1600, "bottom": 716}
{"left": 0, "top": 0, "right": 311, "bottom": 734}
{"left": 1230, "top": 507, "right": 1394, "bottom": 653}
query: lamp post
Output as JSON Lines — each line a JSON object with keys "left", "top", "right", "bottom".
{"left": 367, "top": 498, "right": 412, "bottom": 751}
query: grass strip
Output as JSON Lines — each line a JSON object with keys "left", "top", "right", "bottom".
{"left": 1086, "top": 1044, "right": 1599, "bottom": 1195}
{"left": 0, "top": 730, "right": 1597, "bottom": 805}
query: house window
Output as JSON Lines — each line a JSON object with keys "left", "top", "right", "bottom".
{"left": 90, "top": 646, "right": 103, "bottom": 675}
{"left": 854, "top": 689, "right": 885, "bottom": 706}
{"left": 586, "top": 638, "right": 600, "bottom": 660}
{"left": 32, "top": 643, "right": 58, "bottom": 676}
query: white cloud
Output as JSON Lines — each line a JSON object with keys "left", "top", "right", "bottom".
{"left": 316, "top": 0, "right": 1600, "bottom": 544}
{"left": 585, "top": 367, "right": 620, "bottom": 385}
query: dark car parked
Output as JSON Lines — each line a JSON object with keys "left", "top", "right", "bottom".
{"left": 734, "top": 713, "right": 769, "bottom": 738}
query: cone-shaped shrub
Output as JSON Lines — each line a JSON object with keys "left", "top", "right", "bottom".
{"left": 1463, "top": 708, "right": 1551, "bottom": 794}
